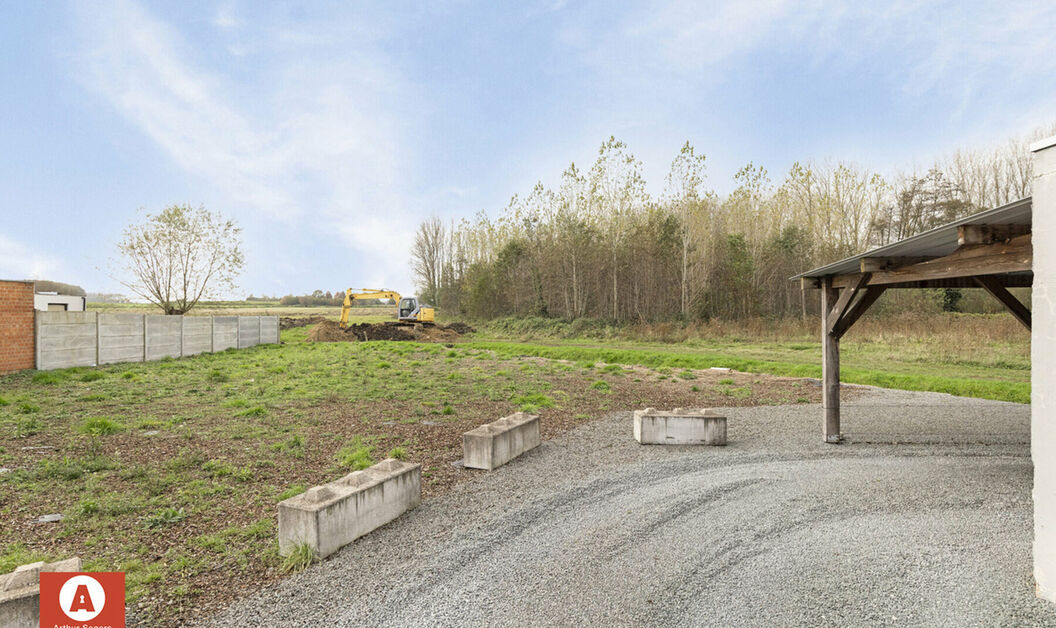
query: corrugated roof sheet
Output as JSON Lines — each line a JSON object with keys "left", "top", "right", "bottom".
{"left": 793, "top": 197, "right": 1032, "bottom": 279}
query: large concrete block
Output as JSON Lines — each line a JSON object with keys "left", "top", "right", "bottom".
{"left": 97, "top": 313, "right": 144, "bottom": 365}
{"left": 463, "top": 412, "right": 541, "bottom": 471}
{"left": 212, "top": 316, "right": 238, "bottom": 351}
{"left": 634, "top": 407, "right": 727, "bottom": 445}
{"left": 35, "top": 311, "right": 97, "bottom": 370}
{"left": 182, "top": 317, "right": 212, "bottom": 356}
{"left": 279, "top": 459, "right": 421, "bottom": 559}
{"left": 238, "top": 316, "right": 260, "bottom": 349}
{"left": 145, "top": 315, "right": 182, "bottom": 361}
{"left": 260, "top": 316, "right": 280, "bottom": 344}
{"left": 0, "top": 557, "right": 80, "bottom": 628}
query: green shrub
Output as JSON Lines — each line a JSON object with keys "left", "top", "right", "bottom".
{"left": 387, "top": 447, "right": 407, "bottom": 460}
{"left": 78, "top": 417, "right": 125, "bottom": 436}
{"left": 144, "top": 507, "right": 187, "bottom": 529}
{"left": 80, "top": 371, "right": 106, "bottom": 382}
{"left": 511, "top": 393, "right": 555, "bottom": 412}
{"left": 237, "top": 406, "right": 267, "bottom": 417}
{"left": 32, "top": 371, "right": 65, "bottom": 385}
{"left": 14, "top": 417, "right": 42, "bottom": 438}
{"left": 335, "top": 438, "right": 374, "bottom": 471}
{"left": 0, "top": 395, "right": 8, "bottom": 406}
{"left": 17, "top": 403, "right": 40, "bottom": 414}
{"left": 589, "top": 380, "right": 611, "bottom": 392}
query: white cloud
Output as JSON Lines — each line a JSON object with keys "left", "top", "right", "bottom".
{"left": 0, "top": 234, "right": 64, "bottom": 281}
{"left": 73, "top": 0, "right": 422, "bottom": 289}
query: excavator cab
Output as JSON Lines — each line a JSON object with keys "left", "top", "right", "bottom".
{"left": 398, "top": 297, "right": 436, "bottom": 323}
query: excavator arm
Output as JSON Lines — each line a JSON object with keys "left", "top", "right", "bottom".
{"left": 340, "top": 289, "right": 402, "bottom": 327}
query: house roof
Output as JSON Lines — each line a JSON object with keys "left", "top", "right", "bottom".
{"left": 793, "top": 197, "right": 1033, "bottom": 280}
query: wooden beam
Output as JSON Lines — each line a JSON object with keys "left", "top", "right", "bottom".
{"left": 800, "top": 277, "right": 820, "bottom": 290}
{"left": 831, "top": 233, "right": 1031, "bottom": 289}
{"left": 974, "top": 275, "right": 1031, "bottom": 331}
{"left": 831, "top": 286, "right": 886, "bottom": 340}
{"left": 859, "top": 256, "right": 936, "bottom": 273}
{"left": 958, "top": 224, "right": 1031, "bottom": 246}
{"left": 826, "top": 273, "right": 870, "bottom": 337}
{"left": 820, "top": 277, "right": 841, "bottom": 444}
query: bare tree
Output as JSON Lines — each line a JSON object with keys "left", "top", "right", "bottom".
{"left": 412, "top": 216, "right": 445, "bottom": 304}
{"left": 116, "top": 205, "right": 244, "bottom": 314}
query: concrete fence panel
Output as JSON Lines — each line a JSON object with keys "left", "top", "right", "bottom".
{"left": 212, "top": 316, "right": 238, "bottom": 351}
{"left": 238, "top": 316, "right": 260, "bottom": 349}
{"left": 260, "top": 316, "right": 280, "bottom": 344}
{"left": 145, "top": 315, "right": 182, "bottom": 361}
{"left": 182, "top": 317, "right": 212, "bottom": 356}
{"left": 97, "top": 313, "right": 145, "bottom": 365}
{"left": 36, "top": 311, "right": 97, "bottom": 370}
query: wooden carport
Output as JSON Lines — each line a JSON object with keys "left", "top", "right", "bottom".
{"left": 793, "top": 198, "right": 1033, "bottom": 443}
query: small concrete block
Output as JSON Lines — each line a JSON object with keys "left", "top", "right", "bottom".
{"left": 278, "top": 459, "right": 421, "bottom": 559}
{"left": 634, "top": 408, "right": 727, "bottom": 445}
{"left": 0, "top": 557, "right": 80, "bottom": 628}
{"left": 463, "top": 412, "right": 541, "bottom": 471}
{"left": 36, "top": 513, "right": 64, "bottom": 523}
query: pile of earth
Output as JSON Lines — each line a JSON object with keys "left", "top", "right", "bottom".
{"left": 280, "top": 316, "right": 330, "bottom": 330}
{"left": 307, "top": 320, "right": 475, "bottom": 343}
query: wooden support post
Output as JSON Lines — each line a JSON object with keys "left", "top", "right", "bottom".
{"left": 821, "top": 276, "right": 841, "bottom": 443}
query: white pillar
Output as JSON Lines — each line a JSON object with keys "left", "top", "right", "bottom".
{"left": 1032, "top": 135, "right": 1056, "bottom": 601}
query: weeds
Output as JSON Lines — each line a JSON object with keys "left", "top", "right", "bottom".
{"left": 78, "top": 417, "right": 125, "bottom": 436}
{"left": 335, "top": 438, "right": 375, "bottom": 471}
{"left": 280, "top": 543, "right": 315, "bottom": 573}
{"left": 145, "top": 507, "right": 187, "bottom": 529}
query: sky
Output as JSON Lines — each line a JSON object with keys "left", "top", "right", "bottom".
{"left": 1, "top": 0, "right": 1055, "bottom": 297}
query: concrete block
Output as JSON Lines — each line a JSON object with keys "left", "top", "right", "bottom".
{"left": 97, "top": 313, "right": 144, "bottom": 365}
{"left": 182, "top": 317, "right": 212, "bottom": 356}
{"left": 260, "top": 316, "right": 280, "bottom": 344}
{"left": 463, "top": 412, "right": 541, "bottom": 471}
{"left": 238, "top": 316, "right": 260, "bottom": 349}
{"left": 634, "top": 407, "right": 727, "bottom": 445}
{"left": 35, "top": 311, "right": 97, "bottom": 370}
{"left": 212, "top": 316, "right": 238, "bottom": 351}
{"left": 278, "top": 459, "right": 421, "bottom": 559}
{"left": 145, "top": 315, "right": 182, "bottom": 361}
{"left": 0, "top": 557, "right": 81, "bottom": 628}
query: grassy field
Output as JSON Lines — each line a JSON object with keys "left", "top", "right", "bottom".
{"left": 0, "top": 325, "right": 820, "bottom": 624}
{"left": 0, "top": 310, "right": 1030, "bottom": 624}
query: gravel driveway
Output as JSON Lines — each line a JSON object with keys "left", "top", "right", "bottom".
{"left": 206, "top": 387, "right": 1055, "bottom": 627}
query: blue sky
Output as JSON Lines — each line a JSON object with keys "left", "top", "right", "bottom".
{"left": 1, "top": 0, "right": 1054, "bottom": 297}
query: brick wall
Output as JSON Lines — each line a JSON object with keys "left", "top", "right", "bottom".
{"left": 0, "top": 280, "right": 35, "bottom": 373}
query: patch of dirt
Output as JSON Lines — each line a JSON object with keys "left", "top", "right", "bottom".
{"left": 279, "top": 316, "right": 329, "bottom": 330}
{"left": 306, "top": 320, "right": 474, "bottom": 343}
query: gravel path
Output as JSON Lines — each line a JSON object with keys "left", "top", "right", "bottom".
{"left": 206, "top": 387, "right": 1055, "bottom": 627}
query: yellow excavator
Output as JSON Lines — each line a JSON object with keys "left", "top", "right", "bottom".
{"left": 339, "top": 289, "right": 435, "bottom": 328}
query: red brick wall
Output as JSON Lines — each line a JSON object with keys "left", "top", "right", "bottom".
{"left": 0, "top": 280, "right": 35, "bottom": 373}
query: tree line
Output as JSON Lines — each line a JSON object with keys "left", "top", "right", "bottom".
{"left": 412, "top": 125, "right": 1052, "bottom": 321}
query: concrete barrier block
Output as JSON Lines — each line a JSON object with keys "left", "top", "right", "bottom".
{"left": 463, "top": 412, "right": 541, "bottom": 470}
{"left": 238, "top": 316, "right": 260, "bottom": 349}
{"left": 633, "top": 407, "right": 727, "bottom": 445}
{"left": 279, "top": 459, "right": 421, "bottom": 559}
{"left": 35, "top": 311, "right": 97, "bottom": 370}
{"left": 98, "top": 313, "right": 145, "bottom": 365}
{"left": 260, "top": 316, "right": 280, "bottom": 344}
{"left": 145, "top": 315, "right": 182, "bottom": 361}
{"left": 0, "top": 557, "right": 81, "bottom": 628}
{"left": 182, "top": 317, "right": 212, "bottom": 356}
{"left": 212, "top": 316, "right": 238, "bottom": 351}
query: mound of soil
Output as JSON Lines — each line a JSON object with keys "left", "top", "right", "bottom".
{"left": 280, "top": 316, "right": 330, "bottom": 330}
{"left": 307, "top": 320, "right": 475, "bottom": 343}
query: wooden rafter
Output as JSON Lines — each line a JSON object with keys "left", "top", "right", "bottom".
{"left": 828, "top": 233, "right": 1031, "bottom": 289}
{"left": 958, "top": 224, "right": 1031, "bottom": 246}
